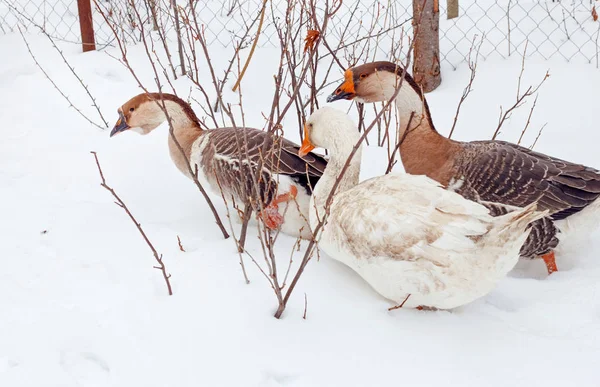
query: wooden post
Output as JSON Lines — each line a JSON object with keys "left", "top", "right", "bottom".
{"left": 447, "top": 0, "right": 459, "bottom": 19}
{"left": 412, "top": 0, "right": 441, "bottom": 92}
{"left": 77, "top": 0, "right": 96, "bottom": 52}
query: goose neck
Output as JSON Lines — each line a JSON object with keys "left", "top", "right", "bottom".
{"left": 310, "top": 142, "right": 362, "bottom": 230}
{"left": 392, "top": 94, "right": 457, "bottom": 180}
{"left": 393, "top": 80, "right": 436, "bottom": 139}
{"left": 161, "top": 99, "right": 203, "bottom": 178}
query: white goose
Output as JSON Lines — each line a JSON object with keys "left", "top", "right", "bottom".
{"left": 110, "top": 93, "right": 327, "bottom": 239}
{"left": 299, "top": 107, "right": 546, "bottom": 309}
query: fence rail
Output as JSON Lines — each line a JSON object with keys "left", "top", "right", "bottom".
{"left": 1, "top": 0, "right": 599, "bottom": 68}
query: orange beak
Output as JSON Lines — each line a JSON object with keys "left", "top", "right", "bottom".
{"left": 298, "top": 123, "right": 315, "bottom": 157}
{"left": 327, "top": 69, "right": 356, "bottom": 103}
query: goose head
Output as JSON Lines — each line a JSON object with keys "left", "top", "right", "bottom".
{"left": 299, "top": 107, "right": 358, "bottom": 157}
{"left": 110, "top": 93, "right": 202, "bottom": 137}
{"left": 110, "top": 93, "right": 170, "bottom": 137}
{"left": 326, "top": 61, "right": 423, "bottom": 104}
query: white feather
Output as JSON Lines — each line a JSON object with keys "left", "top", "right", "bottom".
{"left": 555, "top": 197, "right": 600, "bottom": 255}
{"left": 306, "top": 107, "right": 546, "bottom": 309}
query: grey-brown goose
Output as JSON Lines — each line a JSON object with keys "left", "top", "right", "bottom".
{"left": 110, "top": 93, "right": 326, "bottom": 239}
{"left": 327, "top": 61, "right": 600, "bottom": 274}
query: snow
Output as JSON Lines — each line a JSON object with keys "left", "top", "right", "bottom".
{"left": 2, "top": 12, "right": 600, "bottom": 387}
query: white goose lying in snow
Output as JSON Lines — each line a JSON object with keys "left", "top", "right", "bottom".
{"left": 110, "top": 93, "right": 326, "bottom": 239}
{"left": 298, "top": 107, "right": 546, "bottom": 310}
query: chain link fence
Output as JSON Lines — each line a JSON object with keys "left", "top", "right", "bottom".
{"left": 1, "top": 0, "right": 599, "bottom": 68}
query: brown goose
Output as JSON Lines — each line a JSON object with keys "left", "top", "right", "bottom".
{"left": 110, "top": 93, "right": 326, "bottom": 239}
{"left": 327, "top": 61, "right": 600, "bottom": 274}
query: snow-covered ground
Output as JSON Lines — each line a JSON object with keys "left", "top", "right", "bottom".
{"left": 2, "top": 17, "right": 600, "bottom": 387}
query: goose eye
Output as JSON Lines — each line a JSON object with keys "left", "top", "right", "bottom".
{"left": 129, "top": 107, "right": 135, "bottom": 112}
{"left": 359, "top": 73, "right": 367, "bottom": 79}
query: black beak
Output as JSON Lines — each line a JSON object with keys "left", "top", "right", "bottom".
{"left": 326, "top": 90, "right": 355, "bottom": 103}
{"left": 110, "top": 112, "right": 129, "bottom": 137}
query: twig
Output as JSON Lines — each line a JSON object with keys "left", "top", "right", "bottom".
{"left": 232, "top": 0, "right": 268, "bottom": 92}
{"left": 491, "top": 44, "right": 549, "bottom": 140}
{"left": 16, "top": 27, "right": 107, "bottom": 130}
{"left": 148, "top": 0, "right": 177, "bottom": 79}
{"left": 303, "top": 293, "right": 308, "bottom": 319}
{"left": 491, "top": 70, "right": 549, "bottom": 140}
{"left": 562, "top": 9, "right": 570, "bottom": 40}
{"left": 10, "top": 6, "right": 109, "bottom": 128}
{"left": 529, "top": 123, "right": 547, "bottom": 150}
{"left": 237, "top": 203, "right": 253, "bottom": 253}
{"left": 319, "top": 18, "right": 413, "bottom": 62}
{"left": 177, "top": 235, "right": 185, "bottom": 252}
{"left": 517, "top": 94, "right": 538, "bottom": 145}
{"left": 91, "top": 151, "right": 173, "bottom": 295}
{"left": 386, "top": 112, "right": 415, "bottom": 174}
{"left": 516, "top": 40, "right": 529, "bottom": 99}
{"left": 388, "top": 294, "right": 411, "bottom": 311}
{"left": 448, "top": 34, "right": 483, "bottom": 139}
{"left": 213, "top": 172, "right": 251, "bottom": 284}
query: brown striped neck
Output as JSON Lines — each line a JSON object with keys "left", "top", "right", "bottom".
{"left": 167, "top": 122, "right": 203, "bottom": 179}
{"left": 149, "top": 93, "right": 203, "bottom": 130}
{"left": 348, "top": 62, "right": 458, "bottom": 184}
{"left": 390, "top": 77, "right": 458, "bottom": 185}
{"left": 152, "top": 97, "right": 204, "bottom": 178}
{"left": 398, "top": 123, "right": 457, "bottom": 186}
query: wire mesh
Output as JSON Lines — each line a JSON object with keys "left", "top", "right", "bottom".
{"left": 1, "top": 0, "right": 599, "bottom": 68}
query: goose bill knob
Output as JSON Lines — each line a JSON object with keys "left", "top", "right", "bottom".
{"left": 326, "top": 69, "right": 356, "bottom": 102}
{"left": 110, "top": 111, "right": 130, "bottom": 137}
{"left": 298, "top": 123, "right": 316, "bottom": 157}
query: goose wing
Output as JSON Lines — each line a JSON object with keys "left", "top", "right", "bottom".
{"left": 458, "top": 141, "right": 600, "bottom": 220}
{"left": 203, "top": 127, "right": 326, "bottom": 203}
{"left": 327, "top": 173, "right": 494, "bottom": 263}
{"left": 208, "top": 127, "right": 326, "bottom": 177}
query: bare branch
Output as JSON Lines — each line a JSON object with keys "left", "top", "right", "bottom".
{"left": 388, "top": 293, "right": 411, "bottom": 311}
{"left": 91, "top": 151, "right": 173, "bottom": 295}
{"left": 17, "top": 27, "right": 107, "bottom": 130}
{"left": 530, "top": 123, "right": 547, "bottom": 150}
{"left": 492, "top": 41, "right": 550, "bottom": 140}
{"left": 517, "top": 94, "right": 539, "bottom": 145}
{"left": 303, "top": 293, "right": 308, "bottom": 319}
{"left": 448, "top": 34, "right": 484, "bottom": 139}
{"left": 177, "top": 235, "right": 185, "bottom": 252}
{"left": 491, "top": 70, "right": 549, "bottom": 140}
{"left": 232, "top": 0, "right": 268, "bottom": 92}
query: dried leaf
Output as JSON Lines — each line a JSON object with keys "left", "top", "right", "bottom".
{"left": 304, "top": 30, "right": 320, "bottom": 53}
{"left": 593, "top": 6, "right": 598, "bottom": 22}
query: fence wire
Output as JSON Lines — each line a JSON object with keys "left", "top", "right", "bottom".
{"left": 1, "top": 0, "right": 599, "bottom": 68}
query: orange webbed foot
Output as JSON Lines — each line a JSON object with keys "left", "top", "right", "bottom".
{"left": 260, "top": 186, "right": 299, "bottom": 230}
{"left": 541, "top": 251, "right": 558, "bottom": 275}
{"left": 261, "top": 205, "right": 284, "bottom": 230}
{"left": 272, "top": 185, "right": 298, "bottom": 206}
